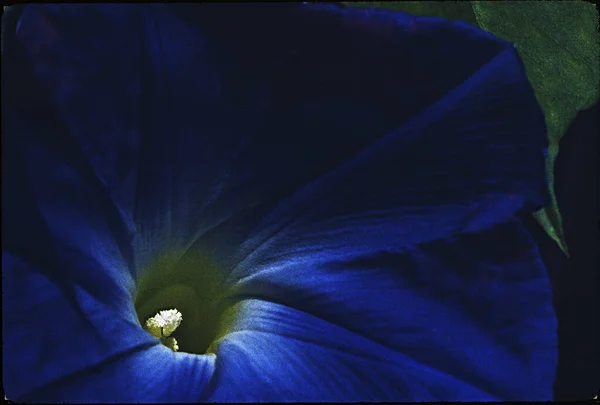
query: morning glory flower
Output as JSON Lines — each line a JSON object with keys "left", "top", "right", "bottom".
{"left": 2, "top": 3, "right": 557, "bottom": 402}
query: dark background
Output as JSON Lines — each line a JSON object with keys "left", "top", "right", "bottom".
{"left": 523, "top": 101, "right": 599, "bottom": 401}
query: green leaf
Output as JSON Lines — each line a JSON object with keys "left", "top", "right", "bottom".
{"left": 470, "top": 0, "right": 599, "bottom": 256}
{"left": 344, "top": 1, "right": 600, "bottom": 256}
{"left": 344, "top": 1, "right": 480, "bottom": 25}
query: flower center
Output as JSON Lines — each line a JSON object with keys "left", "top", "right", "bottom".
{"left": 134, "top": 250, "right": 235, "bottom": 354}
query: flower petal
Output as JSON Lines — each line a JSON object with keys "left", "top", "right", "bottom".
{"left": 213, "top": 220, "right": 556, "bottom": 401}
{"left": 2, "top": 5, "right": 214, "bottom": 401}
{"left": 205, "top": 298, "right": 499, "bottom": 402}
{"left": 2, "top": 251, "right": 215, "bottom": 403}
{"left": 132, "top": 3, "right": 523, "bottom": 274}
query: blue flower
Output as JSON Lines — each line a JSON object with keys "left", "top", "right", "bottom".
{"left": 2, "top": 3, "right": 557, "bottom": 402}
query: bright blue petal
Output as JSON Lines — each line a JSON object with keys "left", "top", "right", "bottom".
{"left": 3, "top": 3, "right": 557, "bottom": 402}
{"left": 204, "top": 299, "right": 499, "bottom": 402}
{"left": 3, "top": 255, "right": 215, "bottom": 403}
{"left": 213, "top": 220, "right": 556, "bottom": 401}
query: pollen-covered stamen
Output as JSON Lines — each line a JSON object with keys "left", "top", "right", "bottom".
{"left": 145, "top": 309, "right": 183, "bottom": 340}
{"left": 162, "top": 336, "right": 179, "bottom": 352}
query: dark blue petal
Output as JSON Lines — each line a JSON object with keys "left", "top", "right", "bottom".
{"left": 3, "top": 3, "right": 556, "bottom": 402}
{"left": 2, "top": 5, "right": 214, "bottom": 401}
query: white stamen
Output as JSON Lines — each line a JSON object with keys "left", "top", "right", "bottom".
{"left": 145, "top": 309, "right": 183, "bottom": 340}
